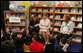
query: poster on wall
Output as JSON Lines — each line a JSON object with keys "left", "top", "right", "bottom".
{"left": 9, "top": 17, "right": 21, "bottom": 23}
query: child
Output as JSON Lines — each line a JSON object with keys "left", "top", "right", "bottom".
{"left": 45, "top": 37, "right": 56, "bottom": 52}
{"left": 1, "top": 40, "right": 15, "bottom": 52}
{"left": 14, "top": 37, "right": 24, "bottom": 52}
{"left": 23, "top": 35, "right": 32, "bottom": 52}
{"left": 1, "top": 29, "right": 6, "bottom": 42}
{"left": 30, "top": 35, "right": 44, "bottom": 52}
{"left": 56, "top": 38, "right": 69, "bottom": 52}
{"left": 5, "top": 27, "right": 12, "bottom": 40}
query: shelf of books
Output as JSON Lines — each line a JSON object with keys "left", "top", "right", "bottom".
{"left": 4, "top": 11, "right": 27, "bottom": 33}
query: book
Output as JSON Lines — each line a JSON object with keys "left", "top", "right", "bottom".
{"left": 71, "top": 8, "right": 78, "bottom": 13}
{"left": 62, "top": 9, "right": 69, "bottom": 12}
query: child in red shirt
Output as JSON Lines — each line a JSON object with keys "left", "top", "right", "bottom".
{"left": 30, "top": 35, "right": 44, "bottom": 52}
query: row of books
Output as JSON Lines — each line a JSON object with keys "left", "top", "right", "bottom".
{"left": 6, "top": 13, "right": 25, "bottom": 18}
{"left": 32, "top": 8, "right": 82, "bottom": 13}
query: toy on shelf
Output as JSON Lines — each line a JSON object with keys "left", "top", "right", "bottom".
{"left": 62, "top": 9, "right": 69, "bottom": 12}
{"left": 79, "top": 9, "right": 82, "bottom": 13}
{"left": 55, "top": 1, "right": 64, "bottom": 7}
{"left": 55, "top": 15, "right": 61, "bottom": 19}
{"left": 71, "top": 15, "right": 76, "bottom": 20}
{"left": 55, "top": 9, "right": 60, "bottom": 12}
{"left": 71, "top": 8, "right": 78, "bottom": 13}
{"left": 77, "top": 23, "right": 82, "bottom": 28}
{"left": 77, "top": 16, "right": 82, "bottom": 21}
{"left": 32, "top": 8, "right": 36, "bottom": 11}
{"left": 70, "top": 1, "right": 82, "bottom": 7}
{"left": 38, "top": 8, "right": 42, "bottom": 12}
{"left": 49, "top": 15, "right": 53, "bottom": 18}
{"left": 18, "top": 5, "right": 25, "bottom": 12}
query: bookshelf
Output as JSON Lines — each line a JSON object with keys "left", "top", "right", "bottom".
{"left": 4, "top": 11, "right": 27, "bottom": 33}
{"left": 30, "top": 5, "right": 82, "bottom": 43}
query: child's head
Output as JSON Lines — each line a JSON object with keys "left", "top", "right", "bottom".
{"left": 25, "top": 35, "right": 32, "bottom": 45}
{"left": 22, "top": 29, "right": 29, "bottom": 38}
{"left": 12, "top": 32, "right": 18, "bottom": 40}
{"left": 1, "top": 40, "right": 15, "bottom": 52}
{"left": 6, "top": 27, "right": 10, "bottom": 33}
{"left": 14, "top": 37, "right": 22, "bottom": 46}
{"left": 32, "top": 35, "right": 39, "bottom": 42}
{"left": 59, "top": 38, "right": 66, "bottom": 45}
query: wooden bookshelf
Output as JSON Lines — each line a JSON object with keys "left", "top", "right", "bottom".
{"left": 4, "top": 11, "right": 27, "bottom": 33}
{"left": 30, "top": 6, "right": 82, "bottom": 43}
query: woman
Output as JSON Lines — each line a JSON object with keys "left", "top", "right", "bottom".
{"left": 39, "top": 13, "right": 51, "bottom": 44}
{"left": 57, "top": 14, "right": 75, "bottom": 42}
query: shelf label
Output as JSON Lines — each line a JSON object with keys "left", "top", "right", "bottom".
{"left": 9, "top": 17, "right": 21, "bottom": 23}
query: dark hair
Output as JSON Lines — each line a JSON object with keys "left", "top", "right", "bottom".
{"left": 64, "top": 14, "right": 71, "bottom": 23}
{"left": 33, "top": 35, "right": 40, "bottom": 42}
{"left": 14, "top": 37, "right": 22, "bottom": 47}
{"left": 25, "top": 35, "right": 32, "bottom": 45}
{"left": 49, "top": 38, "right": 55, "bottom": 45}
{"left": 34, "top": 15, "right": 37, "bottom": 17}
{"left": 1, "top": 40, "right": 15, "bottom": 52}
{"left": 60, "top": 38, "right": 67, "bottom": 44}
{"left": 12, "top": 32, "right": 17, "bottom": 40}
{"left": 22, "top": 29, "right": 26, "bottom": 38}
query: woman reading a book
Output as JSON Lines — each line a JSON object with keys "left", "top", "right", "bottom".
{"left": 39, "top": 13, "right": 51, "bottom": 44}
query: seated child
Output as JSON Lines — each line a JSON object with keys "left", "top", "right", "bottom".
{"left": 14, "top": 37, "right": 24, "bottom": 52}
{"left": 1, "top": 40, "right": 15, "bottom": 52}
{"left": 45, "top": 38, "right": 56, "bottom": 52}
{"left": 23, "top": 35, "right": 32, "bottom": 52}
{"left": 5, "top": 27, "right": 12, "bottom": 40}
{"left": 56, "top": 38, "right": 69, "bottom": 52}
{"left": 30, "top": 35, "right": 44, "bottom": 52}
